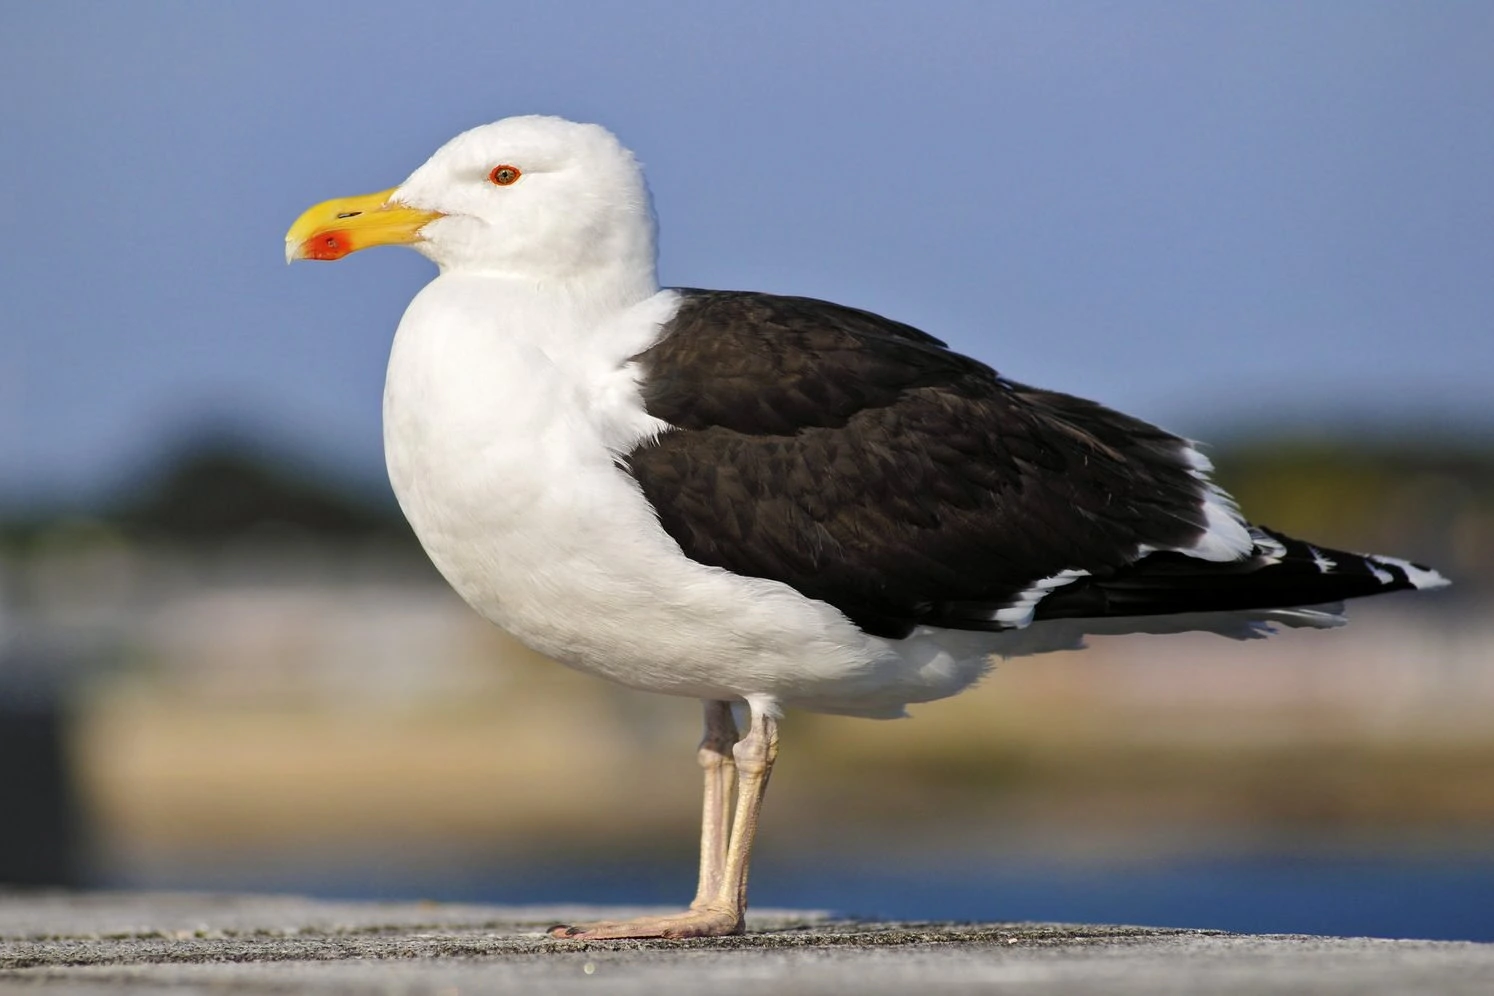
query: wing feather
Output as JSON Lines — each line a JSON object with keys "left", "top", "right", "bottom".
{"left": 626, "top": 290, "right": 1211, "bottom": 638}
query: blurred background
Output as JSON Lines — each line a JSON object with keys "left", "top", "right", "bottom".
{"left": 2, "top": 1, "right": 1491, "bottom": 941}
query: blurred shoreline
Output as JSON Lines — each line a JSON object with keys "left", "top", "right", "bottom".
{"left": 1, "top": 433, "right": 1489, "bottom": 897}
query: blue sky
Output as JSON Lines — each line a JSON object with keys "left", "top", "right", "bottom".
{"left": 3, "top": 1, "right": 1491, "bottom": 508}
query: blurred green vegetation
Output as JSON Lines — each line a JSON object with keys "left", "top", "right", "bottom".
{"left": 0, "top": 434, "right": 420, "bottom": 556}
{"left": 1209, "top": 438, "right": 1492, "bottom": 586}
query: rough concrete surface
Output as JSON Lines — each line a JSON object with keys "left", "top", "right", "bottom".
{"left": 2, "top": 891, "right": 1492, "bottom": 995}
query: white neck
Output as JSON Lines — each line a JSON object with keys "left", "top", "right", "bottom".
{"left": 414, "top": 194, "right": 661, "bottom": 317}
{"left": 443, "top": 260, "right": 659, "bottom": 322}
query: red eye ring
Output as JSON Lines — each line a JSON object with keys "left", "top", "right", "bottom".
{"left": 488, "top": 164, "right": 522, "bottom": 186}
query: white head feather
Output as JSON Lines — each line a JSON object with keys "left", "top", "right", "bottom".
{"left": 392, "top": 116, "right": 658, "bottom": 291}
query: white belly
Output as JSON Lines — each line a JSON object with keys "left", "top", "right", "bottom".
{"left": 380, "top": 275, "right": 994, "bottom": 716}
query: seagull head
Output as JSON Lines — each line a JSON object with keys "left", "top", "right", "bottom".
{"left": 286, "top": 115, "right": 657, "bottom": 281}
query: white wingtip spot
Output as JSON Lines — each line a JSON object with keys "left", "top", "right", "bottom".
{"left": 989, "top": 569, "right": 1090, "bottom": 628}
{"left": 1370, "top": 555, "right": 1452, "bottom": 591}
{"left": 1307, "top": 546, "right": 1337, "bottom": 574}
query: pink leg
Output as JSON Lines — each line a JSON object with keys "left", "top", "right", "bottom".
{"left": 691, "top": 700, "right": 738, "bottom": 909}
{"left": 551, "top": 699, "right": 778, "bottom": 940}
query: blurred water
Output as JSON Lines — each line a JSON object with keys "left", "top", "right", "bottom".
{"left": 182, "top": 853, "right": 1494, "bottom": 943}
{"left": 750, "top": 856, "right": 1494, "bottom": 942}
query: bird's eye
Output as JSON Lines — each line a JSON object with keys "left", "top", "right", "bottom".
{"left": 488, "top": 165, "right": 522, "bottom": 186}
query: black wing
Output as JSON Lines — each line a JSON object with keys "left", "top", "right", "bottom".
{"left": 625, "top": 290, "right": 1222, "bottom": 639}
{"left": 627, "top": 291, "right": 1441, "bottom": 639}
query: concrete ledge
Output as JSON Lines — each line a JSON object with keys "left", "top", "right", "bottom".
{"left": 2, "top": 891, "right": 1492, "bottom": 994}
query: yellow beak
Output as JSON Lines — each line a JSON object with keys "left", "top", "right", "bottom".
{"left": 284, "top": 188, "right": 443, "bottom": 262}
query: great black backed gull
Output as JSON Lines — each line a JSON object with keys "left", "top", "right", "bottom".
{"left": 286, "top": 115, "right": 1448, "bottom": 939}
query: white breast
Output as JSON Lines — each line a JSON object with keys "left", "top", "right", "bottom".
{"left": 380, "top": 273, "right": 971, "bottom": 714}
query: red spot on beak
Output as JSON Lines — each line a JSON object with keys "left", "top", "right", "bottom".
{"left": 301, "top": 230, "right": 353, "bottom": 261}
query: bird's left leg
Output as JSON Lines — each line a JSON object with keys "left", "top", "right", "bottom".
{"left": 550, "top": 698, "right": 778, "bottom": 940}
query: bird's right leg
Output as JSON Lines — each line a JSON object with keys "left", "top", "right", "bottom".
{"left": 690, "top": 699, "right": 739, "bottom": 910}
{"left": 549, "top": 699, "right": 740, "bottom": 939}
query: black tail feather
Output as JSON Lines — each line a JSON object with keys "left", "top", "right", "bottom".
{"left": 1033, "top": 526, "right": 1447, "bottom": 622}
